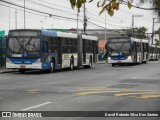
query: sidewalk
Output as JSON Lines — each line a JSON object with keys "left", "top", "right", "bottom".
{"left": 0, "top": 68, "right": 17, "bottom": 74}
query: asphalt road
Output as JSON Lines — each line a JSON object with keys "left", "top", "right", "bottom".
{"left": 0, "top": 61, "right": 160, "bottom": 120}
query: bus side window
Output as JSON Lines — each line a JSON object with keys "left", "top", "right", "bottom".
{"left": 132, "top": 42, "right": 136, "bottom": 52}
{"left": 42, "top": 37, "right": 48, "bottom": 53}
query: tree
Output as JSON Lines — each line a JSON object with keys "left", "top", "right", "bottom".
{"left": 133, "top": 27, "right": 148, "bottom": 39}
{"left": 69, "top": 0, "right": 160, "bottom": 18}
{"left": 155, "top": 39, "right": 160, "bottom": 46}
{"left": 69, "top": 0, "right": 132, "bottom": 16}
{"left": 153, "top": 0, "right": 160, "bottom": 18}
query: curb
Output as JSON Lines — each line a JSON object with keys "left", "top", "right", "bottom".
{"left": 0, "top": 70, "right": 17, "bottom": 74}
{"left": 96, "top": 61, "right": 107, "bottom": 64}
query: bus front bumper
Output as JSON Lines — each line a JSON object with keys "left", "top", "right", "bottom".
{"left": 6, "top": 62, "right": 42, "bottom": 69}
{"left": 108, "top": 59, "right": 133, "bottom": 64}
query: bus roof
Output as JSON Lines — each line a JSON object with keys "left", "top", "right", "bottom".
{"left": 82, "top": 35, "right": 98, "bottom": 41}
{"left": 131, "top": 38, "right": 149, "bottom": 43}
{"left": 149, "top": 44, "right": 157, "bottom": 47}
{"left": 57, "top": 32, "right": 77, "bottom": 38}
{"left": 157, "top": 46, "right": 160, "bottom": 48}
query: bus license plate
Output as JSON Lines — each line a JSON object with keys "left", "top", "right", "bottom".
{"left": 20, "top": 65, "right": 26, "bottom": 68}
{"left": 117, "top": 61, "right": 121, "bottom": 63}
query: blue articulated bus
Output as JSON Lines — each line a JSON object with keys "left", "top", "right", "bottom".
{"left": 6, "top": 29, "right": 98, "bottom": 73}
{"left": 148, "top": 45, "right": 160, "bottom": 61}
{"left": 106, "top": 37, "right": 149, "bottom": 66}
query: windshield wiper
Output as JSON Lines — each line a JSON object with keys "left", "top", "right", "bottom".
{"left": 25, "top": 37, "right": 33, "bottom": 47}
{"left": 120, "top": 42, "right": 125, "bottom": 50}
{"left": 16, "top": 37, "right": 24, "bottom": 51}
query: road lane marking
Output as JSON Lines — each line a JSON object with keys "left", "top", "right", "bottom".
{"left": 27, "top": 92, "right": 37, "bottom": 94}
{"left": 24, "top": 89, "right": 43, "bottom": 92}
{"left": 21, "top": 102, "right": 52, "bottom": 111}
{"left": 76, "top": 90, "right": 123, "bottom": 96}
{"left": 128, "top": 95, "right": 160, "bottom": 99}
{"left": 115, "top": 91, "right": 160, "bottom": 97}
{"left": 75, "top": 88, "right": 160, "bottom": 99}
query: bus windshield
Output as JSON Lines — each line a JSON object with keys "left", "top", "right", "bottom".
{"left": 108, "top": 38, "right": 130, "bottom": 55}
{"left": 7, "top": 31, "right": 40, "bottom": 58}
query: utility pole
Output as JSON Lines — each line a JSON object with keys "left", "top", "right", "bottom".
{"left": 159, "top": 27, "right": 160, "bottom": 46}
{"left": 152, "top": 18, "right": 156, "bottom": 45}
{"left": 77, "top": 9, "right": 79, "bottom": 35}
{"left": 132, "top": 14, "right": 143, "bottom": 37}
{"left": 41, "top": 21, "right": 43, "bottom": 29}
{"left": 121, "top": 20, "right": 123, "bottom": 29}
{"left": 24, "top": 0, "right": 26, "bottom": 29}
{"left": 132, "top": 15, "right": 134, "bottom": 36}
{"left": 15, "top": 9, "right": 17, "bottom": 29}
{"left": 83, "top": 3, "right": 87, "bottom": 34}
{"left": 9, "top": 4, "right": 10, "bottom": 30}
{"left": 105, "top": 11, "right": 106, "bottom": 41}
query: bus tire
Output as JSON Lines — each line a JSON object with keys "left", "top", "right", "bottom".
{"left": 69, "top": 58, "right": 74, "bottom": 70}
{"left": 19, "top": 69, "right": 25, "bottom": 73}
{"left": 112, "top": 63, "right": 115, "bottom": 67}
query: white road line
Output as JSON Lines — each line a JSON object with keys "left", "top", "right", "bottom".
{"left": 131, "top": 77, "right": 138, "bottom": 79}
{"left": 21, "top": 102, "right": 52, "bottom": 111}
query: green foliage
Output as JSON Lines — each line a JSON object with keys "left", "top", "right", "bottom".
{"left": 155, "top": 39, "right": 160, "bottom": 46}
{"left": 133, "top": 27, "right": 148, "bottom": 39}
{"left": 68, "top": 0, "right": 132, "bottom": 16}
{"left": 153, "top": 0, "right": 160, "bottom": 19}
{"left": 68, "top": 0, "right": 160, "bottom": 18}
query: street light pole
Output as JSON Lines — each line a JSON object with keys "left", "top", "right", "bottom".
{"left": 159, "top": 27, "right": 160, "bottom": 46}
{"left": 132, "top": 15, "right": 134, "bottom": 36}
{"left": 152, "top": 18, "right": 156, "bottom": 45}
{"left": 105, "top": 11, "right": 106, "bottom": 41}
{"left": 15, "top": 9, "right": 17, "bottom": 29}
{"left": 77, "top": 9, "right": 79, "bottom": 35}
{"left": 9, "top": 4, "right": 10, "bottom": 30}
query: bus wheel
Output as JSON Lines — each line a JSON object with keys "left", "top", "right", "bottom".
{"left": 70, "top": 58, "right": 74, "bottom": 70}
{"left": 50, "top": 60, "right": 55, "bottom": 72}
{"left": 112, "top": 63, "right": 115, "bottom": 67}
{"left": 19, "top": 69, "right": 25, "bottom": 73}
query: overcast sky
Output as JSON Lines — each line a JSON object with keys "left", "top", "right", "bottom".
{"left": 0, "top": 0, "right": 160, "bottom": 36}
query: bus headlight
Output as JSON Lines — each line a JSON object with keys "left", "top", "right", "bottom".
{"left": 108, "top": 57, "right": 111, "bottom": 60}
{"left": 6, "top": 58, "right": 13, "bottom": 63}
{"left": 127, "top": 56, "right": 132, "bottom": 60}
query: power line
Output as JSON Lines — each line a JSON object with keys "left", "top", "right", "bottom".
{"left": 0, "top": 3, "right": 47, "bottom": 18}
{"left": 0, "top": 0, "right": 79, "bottom": 21}
{"left": 88, "top": 20, "right": 121, "bottom": 33}
{"left": 25, "top": 0, "right": 77, "bottom": 16}
{"left": 0, "top": 0, "right": 128, "bottom": 34}
{"left": 36, "top": 0, "right": 72, "bottom": 10}
{"left": 87, "top": 11, "right": 121, "bottom": 24}
{"left": 88, "top": 16, "right": 130, "bottom": 28}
